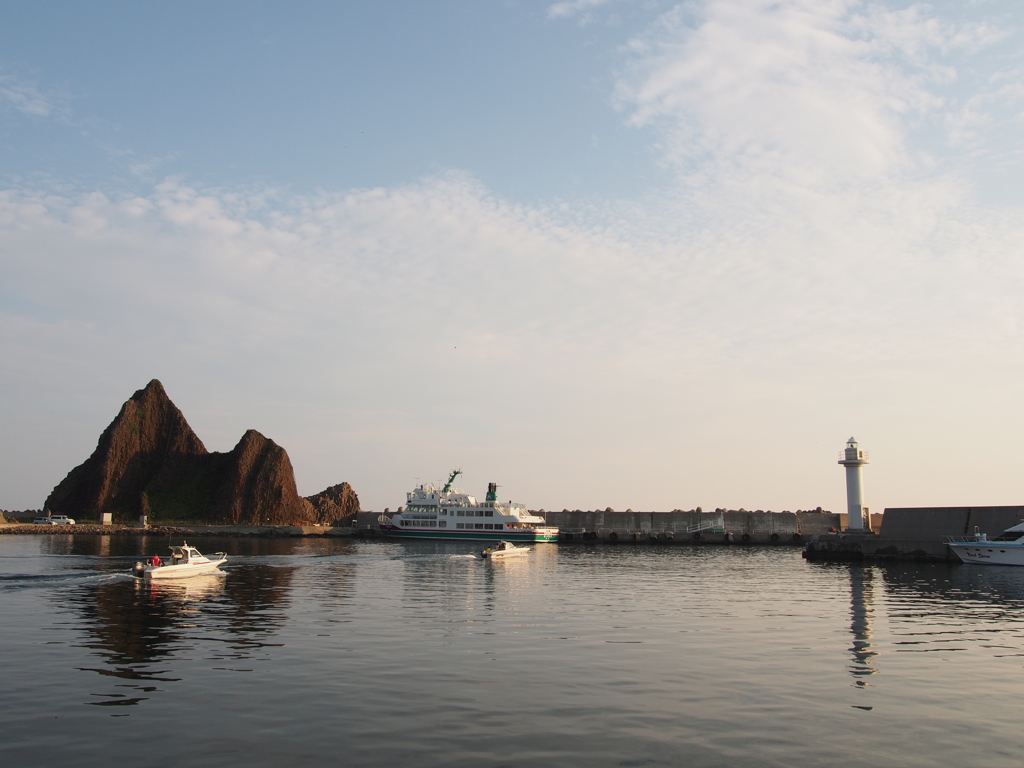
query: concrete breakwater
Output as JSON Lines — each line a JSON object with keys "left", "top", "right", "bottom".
{"left": 543, "top": 510, "right": 839, "bottom": 543}
{"left": 538, "top": 509, "right": 841, "bottom": 544}
{"left": 803, "top": 506, "right": 1024, "bottom": 562}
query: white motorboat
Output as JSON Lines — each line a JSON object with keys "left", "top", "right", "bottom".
{"left": 131, "top": 543, "right": 228, "bottom": 580}
{"left": 479, "top": 541, "right": 529, "bottom": 560}
{"left": 948, "top": 523, "right": 1024, "bottom": 566}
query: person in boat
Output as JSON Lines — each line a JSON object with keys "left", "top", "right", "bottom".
{"left": 151, "top": 554, "right": 162, "bottom": 567}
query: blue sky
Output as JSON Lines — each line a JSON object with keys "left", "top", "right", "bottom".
{"left": 0, "top": 1, "right": 666, "bottom": 201}
{"left": 2, "top": 0, "right": 1024, "bottom": 513}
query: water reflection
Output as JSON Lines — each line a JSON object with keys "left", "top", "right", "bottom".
{"left": 392, "top": 542, "right": 560, "bottom": 635}
{"left": 874, "top": 562, "right": 1024, "bottom": 667}
{"left": 55, "top": 563, "right": 295, "bottom": 709}
{"left": 216, "top": 565, "right": 295, "bottom": 641}
{"left": 848, "top": 566, "right": 878, "bottom": 680}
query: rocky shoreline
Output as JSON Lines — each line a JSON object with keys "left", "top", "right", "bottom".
{"left": 0, "top": 523, "right": 362, "bottom": 538}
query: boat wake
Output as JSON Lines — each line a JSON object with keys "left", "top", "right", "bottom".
{"left": 0, "top": 571, "right": 126, "bottom": 591}
{"left": 388, "top": 553, "right": 479, "bottom": 562}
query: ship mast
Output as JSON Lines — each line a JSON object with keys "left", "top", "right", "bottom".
{"left": 442, "top": 468, "right": 462, "bottom": 493}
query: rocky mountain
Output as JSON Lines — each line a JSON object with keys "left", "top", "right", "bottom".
{"left": 304, "top": 482, "right": 360, "bottom": 525}
{"left": 45, "top": 380, "right": 359, "bottom": 525}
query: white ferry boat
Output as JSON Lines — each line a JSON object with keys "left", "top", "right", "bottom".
{"left": 379, "top": 470, "right": 558, "bottom": 543}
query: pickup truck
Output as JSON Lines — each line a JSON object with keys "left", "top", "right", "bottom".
{"left": 33, "top": 515, "right": 75, "bottom": 525}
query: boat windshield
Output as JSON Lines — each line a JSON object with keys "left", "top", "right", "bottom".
{"left": 993, "top": 529, "right": 1024, "bottom": 542}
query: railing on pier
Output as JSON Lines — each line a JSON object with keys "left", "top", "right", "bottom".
{"left": 682, "top": 517, "right": 725, "bottom": 534}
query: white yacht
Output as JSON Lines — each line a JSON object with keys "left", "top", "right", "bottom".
{"left": 379, "top": 470, "right": 558, "bottom": 543}
{"left": 948, "top": 523, "right": 1024, "bottom": 566}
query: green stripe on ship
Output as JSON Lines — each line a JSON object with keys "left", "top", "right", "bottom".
{"left": 383, "top": 529, "right": 557, "bottom": 542}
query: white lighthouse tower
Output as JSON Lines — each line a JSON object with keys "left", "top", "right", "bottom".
{"left": 838, "top": 437, "right": 869, "bottom": 531}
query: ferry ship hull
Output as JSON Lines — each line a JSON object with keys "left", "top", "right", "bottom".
{"left": 379, "top": 525, "right": 558, "bottom": 543}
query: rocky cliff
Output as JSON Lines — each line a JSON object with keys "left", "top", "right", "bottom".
{"left": 304, "top": 482, "right": 360, "bottom": 525}
{"left": 45, "top": 380, "right": 359, "bottom": 525}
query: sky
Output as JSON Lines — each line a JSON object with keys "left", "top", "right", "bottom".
{"left": 2, "top": 0, "right": 1023, "bottom": 514}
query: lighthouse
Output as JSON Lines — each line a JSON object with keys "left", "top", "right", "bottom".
{"left": 838, "top": 437, "right": 869, "bottom": 531}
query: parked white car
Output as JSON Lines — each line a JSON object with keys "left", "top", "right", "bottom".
{"left": 33, "top": 515, "right": 75, "bottom": 525}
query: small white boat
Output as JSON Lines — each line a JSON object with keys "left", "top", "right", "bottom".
{"left": 948, "top": 524, "right": 1024, "bottom": 566}
{"left": 479, "top": 541, "right": 529, "bottom": 560}
{"left": 131, "top": 542, "right": 228, "bottom": 580}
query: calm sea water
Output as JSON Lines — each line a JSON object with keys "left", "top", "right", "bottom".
{"left": 1, "top": 535, "right": 1022, "bottom": 767}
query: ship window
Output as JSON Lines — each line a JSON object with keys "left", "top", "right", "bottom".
{"left": 457, "top": 511, "right": 464, "bottom": 517}
{"left": 477, "top": 510, "right": 484, "bottom": 517}
{"left": 439, "top": 521, "right": 446, "bottom": 528}
{"left": 485, "top": 510, "right": 493, "bottom": 517}
{"left": 475, "top": 524, "right": 483, "bottom": 529}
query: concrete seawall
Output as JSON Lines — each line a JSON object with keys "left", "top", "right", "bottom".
{"left": 803, "top": 506, "right": 1024, "bottom": 562}
{"left": 540, "top": 510, "right": 842, "bottom": 544}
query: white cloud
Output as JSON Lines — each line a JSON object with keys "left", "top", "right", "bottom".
{"left": 0, "top": 73, "right": 60, "bottom": 118}
{"left": 614, "top": 0, "right": 1012, "bottom": 188}
{"left": 548, "top": 0, "right": 616, "bottom": 20}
